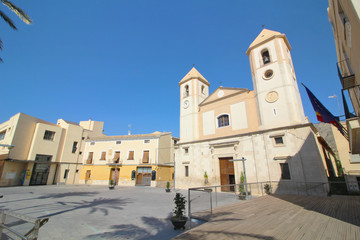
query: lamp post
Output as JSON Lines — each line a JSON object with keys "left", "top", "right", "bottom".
{"left": 230, "top": 157, "right": 248, "bottom": 200}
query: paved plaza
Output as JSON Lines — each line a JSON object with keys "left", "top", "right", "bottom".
{"left": 0, "top": 185, "right": 238, "bottom": 240}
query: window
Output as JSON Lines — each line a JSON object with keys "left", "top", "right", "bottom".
{"left": 90, "top": 141, "right": 95, "bottom": 146}
{"left": 35, "top": 154, "right": 52, "bottom": 162}
{"left": 201, "top": 85, "right": 205, "bottom": 94}
{"left": 184, "top": 85, "right": 189, "bottom": 97}
{"left": 100, "top": 151, "right": 106, "bottom": 160}
{"left": 185, "top": 166, "right": 189, "bottom": 177}
{"left": 142, "top": 150, "right": 150, "bottom": 163}
{"left": 151, "top": 170, "right": 156, "bottom": 181}
{"left": 261, "top": 49, "right": 271, "bottom": 65}
{"left": 86, "top": 152, "right": 94, "bottom": 164}
{"left": 116, "top": 140, "right": 122, "bottom": 144}
{"left": 217, "top": 114, "right": 230, "bottom": 128}
{"left": 131, "top": 170, "right": 136, "bottom": 180}
{"left": 43, "top": 130, "right": 55, "bottom": 140}
{"left": 64, "top": 169, "right": 69, "bottom": 179}
{"left": 274, "top": 136, "right": 284, "bottom": 145}
{"left": 184, "top": 147, "right": 189, "bottom": 154}
{"left": 0, "top": 130, "right": 6, "bottom": 140}
{"left": 128, "top": 151, "right": 134, "bottom": 160}
{"left": 113, "top": 151, "right": 120, "bottom": 163}
{"left": 280, "top": 163, "right": 291, "bottom": 180}
{"left": 72, "top": 142, "right": 78, "bottom": 153}
{"left": 144, "top": 139, "right": 150, "bottom": 144}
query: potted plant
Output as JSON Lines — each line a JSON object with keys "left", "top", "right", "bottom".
{"left": 264, "top": 183, "right": 272, "bottom": 195}
{"left": 204, "top": 171, "right": 208, "bottom": 184}
{"left": 166, "top": 181, "right": 171, "bottom": 192}
{"left": 109, "top": 179, "right": 115, "bottom": 190}
{"left": 238, "top": 171, "right": 246, "bottom": 200}
{"left": 170, "top": 193, "right": 187, "bottom": 230}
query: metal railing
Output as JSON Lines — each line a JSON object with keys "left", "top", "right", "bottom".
{"left": 0, "top": 210, "right": 49, "bottom": 240}
{"left": 187, "top": 181, "right": 347, "bottom": 228}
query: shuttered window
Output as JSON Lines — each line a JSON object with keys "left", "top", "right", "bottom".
{"left": 100, "top": 152, "right": 106, "bottom": 160}
{"left": 128, "top": 151, "right": 134, "bottom": 160}
{"left": 87, "top": 152, "right": 94, "bottom": 164}
{"left": 113, "top": 151, "right": 120, "bottom": 163}
{"left": 142, "top": 151, "right": 149, "bottom": 163}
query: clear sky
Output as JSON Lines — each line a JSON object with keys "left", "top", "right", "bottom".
{"left": 1, "top": 0, "right": 344, "bottom": 137}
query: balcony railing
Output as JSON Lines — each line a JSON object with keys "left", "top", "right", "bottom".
{"left": 337, "top": 59, "right": 356, "bottom": 90}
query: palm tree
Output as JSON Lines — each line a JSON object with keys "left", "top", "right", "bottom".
{"left": 0, "top": 0, "right": 32, "bottom": 61}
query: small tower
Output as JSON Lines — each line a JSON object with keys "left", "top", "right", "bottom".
{"left": 246, "top": 29, "right": 306, "bottom": 129}
{"left": 179, "top": 67, "right": 210, "bottom": 142}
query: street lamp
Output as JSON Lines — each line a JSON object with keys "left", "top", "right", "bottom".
{"left": 329, "top": 94, "right": 342, "bottom": 118}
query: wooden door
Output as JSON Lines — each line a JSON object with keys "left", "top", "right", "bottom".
{"left": 110, "top": 168, "right": 120, "bottom": 185}
{"left": 85, "top": 170, "right": 91, "bottom": 184}
{"left": 219, "top": 157, "right": 234, "bottom": 192}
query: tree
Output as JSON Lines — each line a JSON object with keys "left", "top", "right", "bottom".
{"left": 0, "top": 0, "right": 32, "bottom": 61}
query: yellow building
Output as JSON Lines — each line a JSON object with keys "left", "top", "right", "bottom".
{"left": 328, "top": 0, "right": 360, "bottom": 156}
{"left": 0, "top": 113, "right": 104, "bottom": 186}
{"left": 79, "top": 132, "right": 177, "bottom": 187}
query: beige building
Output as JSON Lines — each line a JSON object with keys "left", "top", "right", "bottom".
{"left": 328, "top": 0, "right": 360, "bottom": 156}
{"left": 79, "top": 132, "right": 177, "bottom": 187}
{"left": 0, "top": 113, "right": 104, "bottom": 186}
{"left": 316, "top": 122, "right": 360, "bottom": 192}
{"left": 175, "top": 29, "right": 331, "bottom": 195}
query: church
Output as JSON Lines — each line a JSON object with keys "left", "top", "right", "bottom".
{"left": 174, "top": 29, "right": 331, "bottom": 195}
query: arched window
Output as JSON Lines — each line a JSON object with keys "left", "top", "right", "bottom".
{"left": 217, "top": 114, "right": 230, "bottom": 128}
{"left": 261, "top": 49, "right": 271, "bottom": 65}
{"left": 184, "top": 85, "right": 189, "bottom": 97}
{"left": 131, "top": 170, "right": 136, "bottom": 180}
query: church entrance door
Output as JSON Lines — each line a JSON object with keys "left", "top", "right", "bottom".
{"left": 219, "top": 157, "right": 235, "bottom": 192}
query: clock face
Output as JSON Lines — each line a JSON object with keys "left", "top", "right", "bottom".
{"left": 265, "top": 91, "right": 279, "bottom": 103}
{"left": 183, "top": 100, "right": 189, "bottom": 109}
{"left": 217, "top": 90, "right": 224, "bottom": 98}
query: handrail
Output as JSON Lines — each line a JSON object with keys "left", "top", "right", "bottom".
{"left": 0, "top": 210, "right": 49, "bottom": 240}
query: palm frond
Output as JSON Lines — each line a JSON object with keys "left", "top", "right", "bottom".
{"left": 0, "top": 10, "right": 17, "bottom": 29}
{"left": 1, "top": 0, "right": 32, "bottom": 24}
{"left": 0, "top": 39, "right": 2, "bottom": 62}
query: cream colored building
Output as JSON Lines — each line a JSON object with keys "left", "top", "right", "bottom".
{"left": 0, "top": 113, "right": 104, "bottom": 186}
{"left": 328, "top": 0, "right": 360, "bottom": 156}
{"left": 175, "top": 29, "right": 331, "bottom": 195}
{"left": 79, "top": 132, "right": 176, "bottom": 187}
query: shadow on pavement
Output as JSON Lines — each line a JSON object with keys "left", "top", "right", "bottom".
{"left": 85, "top": 213, "right": 202, "bottom": 240}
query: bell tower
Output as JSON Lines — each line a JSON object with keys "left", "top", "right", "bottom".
{"left": 179, "top": 67, "right": 210, "bottom": 142}
{"left": 246, "top": 29, "right": 306, "bottom": 130}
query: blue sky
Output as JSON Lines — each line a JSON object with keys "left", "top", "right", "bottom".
{"left": 1, "top": 1, "right": 344, "bottom": 137}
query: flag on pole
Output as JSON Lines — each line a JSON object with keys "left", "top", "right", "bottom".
{"left": 302, "top": 83, "right": 349, "bottom": 141}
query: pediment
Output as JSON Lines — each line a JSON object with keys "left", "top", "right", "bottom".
{"left": 200, "top": 87, "right": 249, "bottom": 106}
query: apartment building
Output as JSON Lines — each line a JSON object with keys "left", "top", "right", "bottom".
{"left": 0, "top": 113, "right": 104, "bottom": 186}
{"left": 328, "top": 0, "right": 360, "bottom": 156}
{"left": 80, "top": 132, "right": 176, "bottom": 187}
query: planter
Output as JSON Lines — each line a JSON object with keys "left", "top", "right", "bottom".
{"left": 165, "top": 189, "right": 171, "bottom": 192}
{"left": 170, "top": 216, "right": 188, "bottom": 230}
{"left": 238, "top": 194, "right": 246, "bottom": 200}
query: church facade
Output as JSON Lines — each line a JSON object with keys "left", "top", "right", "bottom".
{"left": 174, "top": 29, "right": 330, "bottom": 195}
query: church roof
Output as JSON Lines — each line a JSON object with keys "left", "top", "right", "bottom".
{"left": 179, "top": 67, "right": 210, "bottom": 86}
{"left": 246, "top": 29, "right": 291, "bottom": 55}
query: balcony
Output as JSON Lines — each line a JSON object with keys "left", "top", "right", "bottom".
{"left": 337, "top": 60, "right": 356, "bottom": 90}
